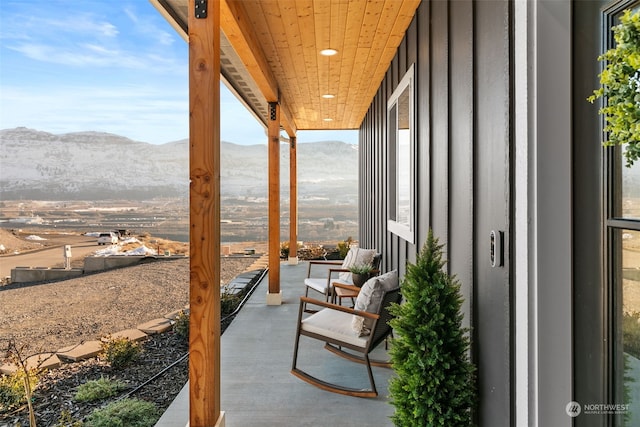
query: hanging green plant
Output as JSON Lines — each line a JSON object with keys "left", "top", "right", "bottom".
{"left": 589, "top": 9, "right": 640, "bottom": 167}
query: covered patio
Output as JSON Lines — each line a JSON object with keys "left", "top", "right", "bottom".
{"left": 149, "top": 0, "right": 419, "bottom": 425}
{"left": 155, "top": 260, "right": 396, "bottom": 427}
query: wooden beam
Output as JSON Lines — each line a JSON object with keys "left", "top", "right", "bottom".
{"left": 188, "top": 0, "right": 223, "bottom": 425}
{"left": 267, "top": 102, "right": 282, "bottom": 304}
{"left": 221, "top": 0, "right": 297, "bottom": 136}
{"left": 289, "top": 136, "right": 298, "bottom": 264}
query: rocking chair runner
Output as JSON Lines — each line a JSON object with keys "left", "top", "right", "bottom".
{"left": 291, "top": 283, "right": 400, "bottom": 398}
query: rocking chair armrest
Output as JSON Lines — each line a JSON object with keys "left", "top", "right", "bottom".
{"left": 327, "top": 268, "right": 350, "bottom": 278}
{"left": 332, "top": 282, "right": 361, "bottom": 293}
{"left": 299, "top": 296, "right": 379, "bottom": 320}
{"left": 306, "top": 260, "right": 343, "bottom": 277}
{"left": 308, "top": 260, "right": 343, "bottom": 265}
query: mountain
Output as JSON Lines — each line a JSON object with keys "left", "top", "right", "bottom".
{"left": 0, "top": 127, "right": 359, "bottom": 201}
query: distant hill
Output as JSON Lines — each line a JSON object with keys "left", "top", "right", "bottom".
{"left": 0, "top": 127, "right": 359, "bottom": 201}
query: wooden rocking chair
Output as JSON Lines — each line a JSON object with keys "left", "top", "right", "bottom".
{"left": 291, "top": 285, "right": 400, "bottom": 398}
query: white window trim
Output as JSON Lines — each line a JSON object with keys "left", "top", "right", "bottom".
{"left": 387, "top": 64, "right": 415, "bottom": 244}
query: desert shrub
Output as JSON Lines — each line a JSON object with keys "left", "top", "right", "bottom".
{"left": 336, "top": 237, "right": 353, "bottom": 258}
{"left": 84, "top": 398, "right": 159, "bottom": 427}
{"left": 0, "top": 370, "right": 32, "bottom": 411}
{"left": 221, "top": 285, "right": 240, "bottom": 316}
{"left": 75, "top": 376, "right": 128, "bottom": 402}
{"left": 173, "top": 310, "right": 189, "bottom": 340}
{"left": 623, "top": 311, "right": 640, "bottom": 359}
{"left": 101, "top": 336, "right": 141, "bottom": 369}
{"left": 280, "top": 241, "right": 290, "bottom": 258}
{"left": 55, "top": 410, "right": 83, "bottom": 426}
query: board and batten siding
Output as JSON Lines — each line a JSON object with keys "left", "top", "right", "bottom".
{"left": 358, "top": 1, "right": 511, "bottom": 424}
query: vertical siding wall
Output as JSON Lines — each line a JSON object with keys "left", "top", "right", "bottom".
{"left": 359, "top": 1, "right": 512, "bottom": 424}
{"left": 359, "top": 0, "right": 475, "bottom": 313}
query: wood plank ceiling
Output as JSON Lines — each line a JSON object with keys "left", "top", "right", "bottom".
{"left": 153, "top": 0, "right": 421, "bottom": 134}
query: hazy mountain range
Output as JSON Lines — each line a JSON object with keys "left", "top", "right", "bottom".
{"left": 0, "top": 127, "right": 359, "bottom": 201}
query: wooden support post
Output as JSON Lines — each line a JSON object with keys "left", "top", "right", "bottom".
{"left": 188, "top": 0, "right": 225, "bottom": 426}
{"left": 288, "top": 136, "right": 298, "bottom": 265}
{"left": 267, "top": 101, "right": 282, "bottom": 305}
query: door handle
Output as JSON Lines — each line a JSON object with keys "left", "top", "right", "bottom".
{"left": 490, "top": 230, "right": 504, "bottom": 268}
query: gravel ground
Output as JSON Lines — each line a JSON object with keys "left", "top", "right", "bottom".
{"left": 0, "top": 255, "right": 258, "bottom": 426}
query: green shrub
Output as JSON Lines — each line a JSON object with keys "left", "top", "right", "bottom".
{"left": 623, "top": 311, "right": 640, "bottom": 359}
{"left": 389, "top": 230, "right": 475, "bottom": 427}
{"left": 0, "top": 370, "right": 31, "bottom": 411}
{"left": 84, "top": 398, "right": 159, "bottom": 427}
{"left": 55, "top": 410, "right": 83, "bottom": 426}
{"left": 280, "top": 241, "right": 290, "bottom": 258}
{"left": 173, "top": 310, "right": 189, "bottom": 340}
{"left": 336, "top": 237, "right": 353, "bottom": 258}
{"left": 75, "top": 376, "right": 128, "bottom": 402}
{"left": 101, "top": 336, "right": 141, "bottom": 369}
{"left": 221, "top": 286, "right": 240, "bottom": 316}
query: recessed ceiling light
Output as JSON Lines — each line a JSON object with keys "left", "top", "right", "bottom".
{"left": 322, "top": 94, "right": 335, "bottom": 99}
{"left": 320, "top": 48, "right": 338, "bottom": 56}
{"left": 323, "top": 118, "right": 333, "bottom": 122}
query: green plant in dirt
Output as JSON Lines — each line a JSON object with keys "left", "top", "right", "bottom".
{"left": 74, "top": 376, "right": 128, "bottom": 402}
{"left": 588, "top": 9, "right": 640, "bottom": 166}
{"left": 0, "top": 369, "right": 35, "bottom": 412}
{"left": 100, "top": 336, "right": 141, "bottom": 369}
{"left": 280, "top": 241, "right": 302, "bottom": 259}
{"left": 623, "top": 310, "right": 640, "bottom": 359}
{"left": 389, "top": 230, "right": 475, "bottom": 427}
{"left": 221, "top": 285, "right": 240, "bottom": 316}
{"left": 337, "top": 237, "right": 353, "bottom": 258}
{"left": 280, "top": 241, "right": 290, "bottom": 258}
{"left": 55, "top": 410, "right": 83, "bottom": 427}
{"left": 1, "top": 339, "right": 42, "bottom": 426}
{"left": 173, "top": 310, "right": 189, "bottom": 340}
{"left": 84, "top": 397, "right": 159, "bottom": 427}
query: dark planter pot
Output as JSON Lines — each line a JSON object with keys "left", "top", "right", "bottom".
{"left": 352, "top": 273, "right": 370, "bottom": 287}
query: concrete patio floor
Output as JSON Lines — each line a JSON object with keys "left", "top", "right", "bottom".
{"left": 156, "top": 261, "right": 395, "bottom": 427}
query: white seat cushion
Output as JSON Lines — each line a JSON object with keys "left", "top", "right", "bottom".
{"left": 305, "top": 277, "right": 351, "bottom": 295}
{"left": 301, "top": 308, "right": 368, "bottom": 348}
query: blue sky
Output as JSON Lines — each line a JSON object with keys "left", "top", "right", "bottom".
{"left": 0, "top": 0, "right": 357, "bottom": 145}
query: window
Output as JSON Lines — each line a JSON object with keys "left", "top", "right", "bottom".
{"left": 603, "top": 3, "right": 640, "bottom": 424}
{"left": 387, "top": 65, "right": 415, "bottom": 243}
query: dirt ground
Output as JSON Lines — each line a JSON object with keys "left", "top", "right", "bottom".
{"left": 0, "top": 256, "right": 257, "bottom": 359}
{"left": 0, "top": 228, "right": 259, "bottom": 358}
{"left": 0, "top": 228, "right": 261, "bottom": 426}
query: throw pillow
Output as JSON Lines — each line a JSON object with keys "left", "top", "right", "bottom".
{"left": 351, "top": 270, "right": 399, "bottom": 336}
{"left": 338, "top": 247, "right": 377, "bottom": 282}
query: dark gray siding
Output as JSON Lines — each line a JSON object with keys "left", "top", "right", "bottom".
{"left": 359, "top": 0, "right": 512, "bottom": 423}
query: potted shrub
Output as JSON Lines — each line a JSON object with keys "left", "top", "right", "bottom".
{"left": 348, "top": 263, "right": 373, "bottom": 287}
{"left": 389, "top": 230, "right": 475, "bottom": 427}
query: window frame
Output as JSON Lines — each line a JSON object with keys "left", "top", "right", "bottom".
{"left": 387, "top": 64, "right": 415, "bottom": 244}
{"left": 601, "top": 3, "right": 640, "bottom": 424}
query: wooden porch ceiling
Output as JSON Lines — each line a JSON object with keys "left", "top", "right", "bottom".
{"left": 152, "top": 0, "right": 421, "bottom": 136}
